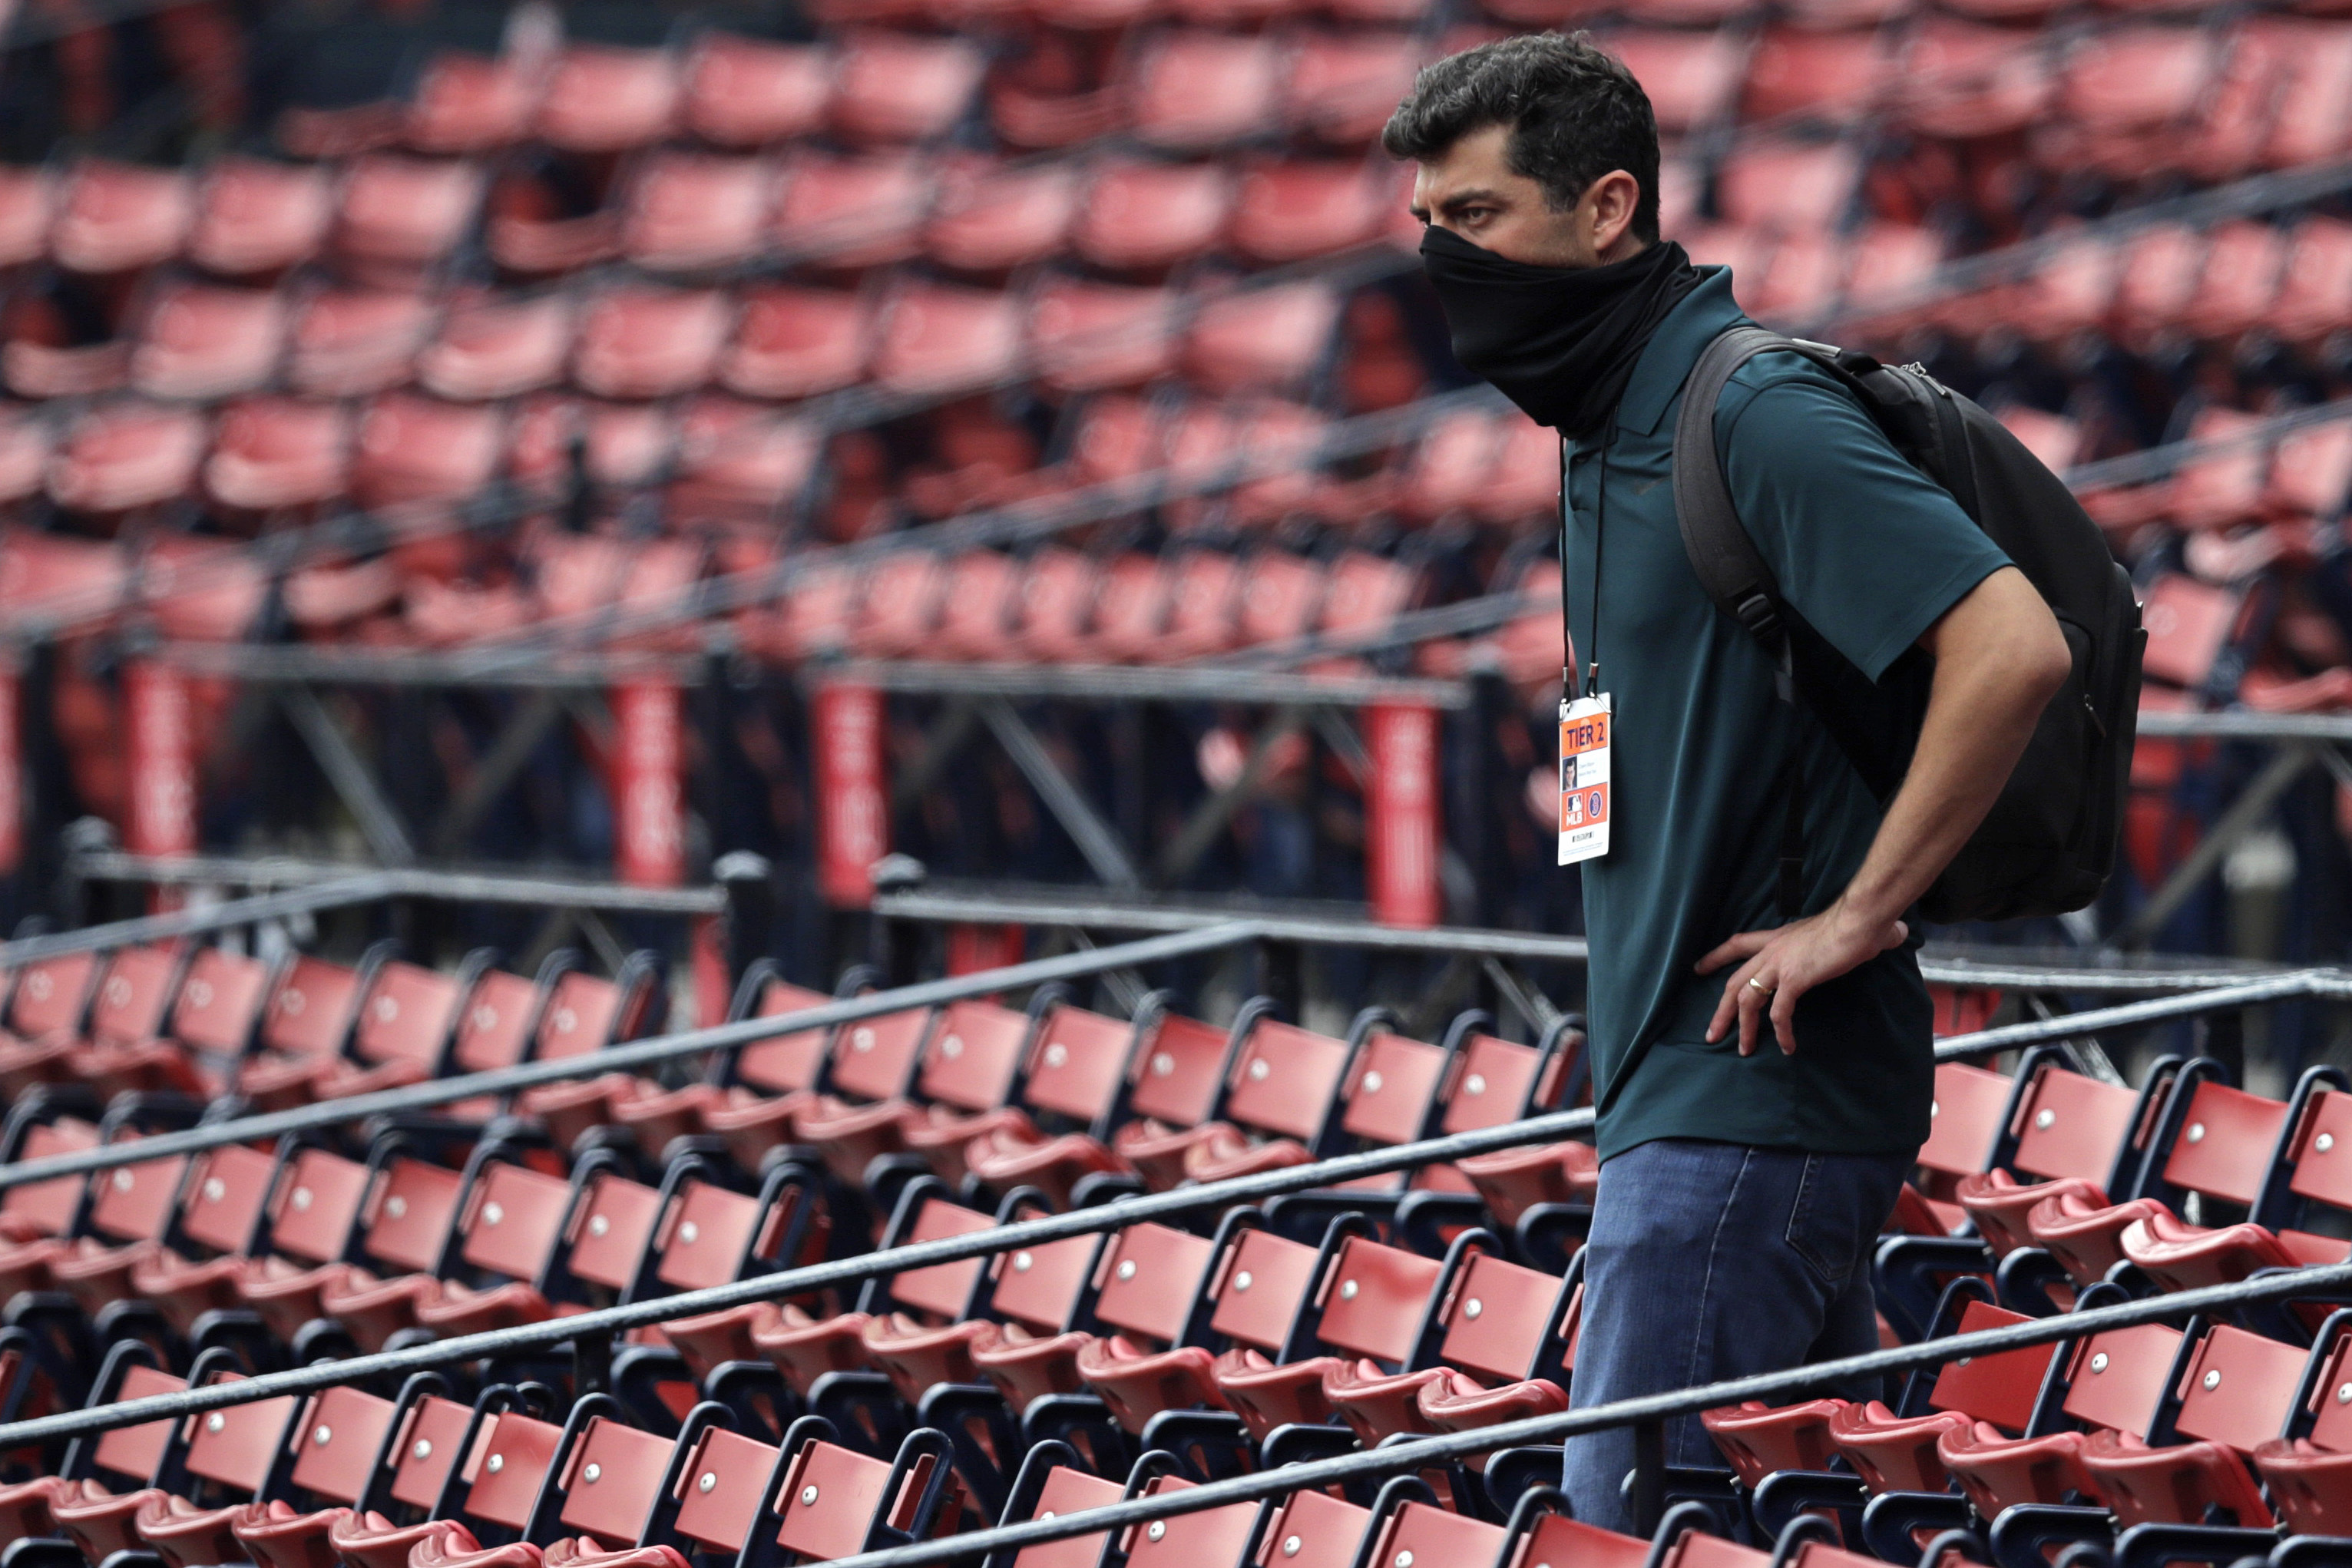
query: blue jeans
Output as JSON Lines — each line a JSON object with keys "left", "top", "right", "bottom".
{"left": 1561, "top": 1138, "right": 1912, "bottom": 1531}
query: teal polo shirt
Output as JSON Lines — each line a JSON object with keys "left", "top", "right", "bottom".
{"left": 1567, "top": 267, "right": 2013, "bottom": 1162}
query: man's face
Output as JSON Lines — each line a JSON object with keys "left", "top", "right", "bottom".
{"left": 1408, "top": 122, "right": 1644, "bottom": 269}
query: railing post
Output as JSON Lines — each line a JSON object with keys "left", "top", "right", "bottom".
{"left": 1630, "top": 1417, "right": 1668, "bottom": 1537}
{"left": 715, "top": 850, "right": 774, "bottom": 996}
{"left": 1258, "top": 937, "right": 1304, "bottom": 1022}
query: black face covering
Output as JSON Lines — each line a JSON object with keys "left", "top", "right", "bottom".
{"left": 1419, "top": 225, "right": 1702, "bottom": 439}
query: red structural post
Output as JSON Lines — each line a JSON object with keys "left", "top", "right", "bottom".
{"left": 813, "top": 681, "right": 888, "bottom": 908}
{"left": 1365, "top": 702, "right": 1441, "bottom": 928}
{"left": 612, "top": 680, "right": 686, "bottom": 888}
{"left": 0, "top": 663, "right": 19, "bottom": 878}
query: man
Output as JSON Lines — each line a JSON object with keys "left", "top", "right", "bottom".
{"left": 1381, "top": 35, "right": 2074, "bottom": 1530}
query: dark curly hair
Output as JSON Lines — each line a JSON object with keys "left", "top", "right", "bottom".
{"left": 1381, "top": 32, "right": 1662, "bottom": 243}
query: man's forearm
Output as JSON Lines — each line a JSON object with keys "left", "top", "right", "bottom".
{"left": 1834, "top": 569, "right": 2072, "bottom": 928}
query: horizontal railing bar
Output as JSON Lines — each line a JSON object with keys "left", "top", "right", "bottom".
{"left": 0, "top": 876, "right": 402, "bottom": 966}
{"left": 809, "top": 662, "right": 1474, "bottom": 710}
{"left": 0, "top": 921, "right": 1262, "bottom": 1193}
{"left": 67, "top": 853, "right": 731, "bottom": 915}
{"left": 2135, "top": 710, "right": 2352, "bottom": 743}
{"left": 825, "top": 1257, "right": 2352, "bottom": 1568}
{"left": 0, "top": 974, "right": 2316, "bottom": 1444}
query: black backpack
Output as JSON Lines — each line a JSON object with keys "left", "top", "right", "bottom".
{"left": 1669, "top": 325, "right": 2145, "bottom": 926}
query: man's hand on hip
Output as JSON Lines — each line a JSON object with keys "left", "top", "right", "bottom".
{"left": 1697, "top": 902, "right": 1910, "bottom": 1056}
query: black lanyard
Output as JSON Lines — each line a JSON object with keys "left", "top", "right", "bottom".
{"left": 1561, "top": 426, "right": 1615, "bottom": 700}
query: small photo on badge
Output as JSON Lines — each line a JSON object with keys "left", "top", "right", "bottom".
{"left": 1562, "top": 755, "right": 1578, "bottom": 790}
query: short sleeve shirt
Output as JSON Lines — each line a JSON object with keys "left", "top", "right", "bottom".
{"left": 1566, "top": 267, "right": 2013, "bottom": 1160}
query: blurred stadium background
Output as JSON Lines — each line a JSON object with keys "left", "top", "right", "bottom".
{"left": 0, "top": 0, "right": 2347, "bottom": 1075}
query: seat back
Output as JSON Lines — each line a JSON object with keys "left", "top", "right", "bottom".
{"left": 1929, "top": 1301, "right": 2055, "bottom": 1433}
{"left": 354, "top": 961, "right": 461, "bottom": 1069}
{"left": 457, "top": 1162, "right": 574, "bottom": 1283}
{"left": 2011, "top": 1064, "right": 2142, "bottom": 1184}
{"left": 361, "top": 1156, "right": 467, "bottom": 1274}
{"left": 169, "top": 948, "right": 270, "bottom": 1054}
{"left": 988, "top": 1234, "right": 1097, "bottom": 1335}
{"left": 829, "top": 1005, "right": 933, "bottom": 1103}
{"left": 2158, "top": 1078, "right": 2288, "bottom": 1206}
{"left": 92, "top": 1364, "right": 186, "bottom": 1484}
{"left": 2172, "top": 1324, "right": 2307, "bottom": 1454}
{"left": 1092, "top": 1224, "right": 1216, "bottom": 1345}
{"left": 1439, "top": 1032, "right": 1553, "bottom": 1134}
{"left": 1312, "top": 1236, "right": 1443, "bottom": 1365}
{"left": 178, "top": 1143, "right": 277, "bottom": 1255}
{"left": 735, "top": 980, "right": 832, "bottom": 1094}
{"left": 1339, "top": 1030, "right": 1447, "bottom": 1146}
{"left": 451, "top": 970, "right": 541, "bottom": 1074}
{"left": 3, "top": 1119, "right": 97, "bottom": 1236}
{"left": 5, "top": 951, "right": 95, "bottom": 1038}
{"left": 88, "top": 945, "right": 178, "bottom": 1046}
{"left": 262, "top": 956, "right": 364, "bottom": 1058}
{"left": 1019, "top": 1004, "right": 1136, "bottom": 1126}
{"left": 1125, "top": 1011, "right": 1232, "bottom": 1128}
{"left": 288, "top": 1386, "right": 395, "bottom": 1506}
{"left": 1366, "top": 1500, "right": 1505, "bottom": 1568}
{"left": 2287, "top": 1088, "right": 2352, "bottom": 1212}
{"left": 556, "top": 1416, "right": 675, "bottom": 1546}
{"left": 772, "top": 1440, "right": 896, "bottom": 1560}
{"left": 1520, "top": 1513, "right": 1651, "bottom": 1568}
{"left": 914, "top": 998, "right": 1031, "bottom": 1113}
{"left": 88, "top": 1142, "right": 187, "bottom": 1243}
{"left": 1205, "top": 1226, "right": 1320, "bottom": 1353}
{"left": 265, "top": 1146, "right": 372, "bottom": 1265}
{"left": 2061, "top": 1324, "right": 2186, "bottom": 1437}
{"left": 651, "top": 1177, "right": 764, "bottom": 1292}
{"left": 387, "top": 1394, "right": 474, "bottom": 1510}
{"left": 880, "top": 1196, "right": 998, "bottom": 1319}
{"left": 1255, "top": 1486, "right": 1371, "bottom": 1568}
{"left": 458, "top": 1409, "right": 564, "bottom": 1530}
{"left": 670, "top": 1425, "right": 779, "bottom": 1553}
{"left": 1437, "top": 1250, "right": 1565, "bottom": 1383}
{"left": 1120, "top": 1474, "right": 1258, "bottom": 1568}
{"left": 1920, "top": 1062, "right": 2015, "bottom": 1179}
{"left": 1011, "top": 1466, "right": 1122, "bottom": 1568}
{"left": 1223, "top": 1018, "right": 1351, "bottom": 1143}
{"left": 181, "top": 1373, "right": 299, "bottom": 1494}
{"left": 562, "top": 1171, "right": 664, "bottom": 1295}
{"left": 536, "top": 971, "right": 624, "bottom": 1060}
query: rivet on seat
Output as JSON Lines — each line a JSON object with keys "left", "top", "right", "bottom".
{"left": 1340, "top": 1280, "right": 1358, "bottom": 1300}
{"left": 699, "top": 1472, "right": 716, "bottom": 1493}
{"left": 113, "top": 1169, "right": 134, "bottom": 1192}
{"left": 2337, "top": 1381, "right": 2351, "bottom": 1404}
{"left": 293, "top": 1187, "right": 313, "bottom": 1212}
{"left": 1283, "top": 1538, "right": 1302, "bottom": 1557}
{"left": 1013, "top": 1252, "right": 1033, "bottom": 1272}
{"left": 1397, "top": 1553, "right": 1414, "bottom": 1568}
{"left": 1249, "top": 1059, "right": 1270, "bottom": 1081}
{"left": 1234, "top": 1272, "right": 1253, "bottom": 1292}
{"left": 2204, "top": 1370, "right": 2222, "bottom": 1391}
{"left": 1152, "top": 1053, "right": 1174, "bottom": 1077}
{"left": 387, "top": 1196, "right": 409, "bottom": 1219}
{"left": 1146, "top": 1523, "right": 1165, "bottom": 1542}
{"left": 1931, "top": 1101, "right": 1940, "bottom": 1117}
{"left": 943, "top": 1035, "right": 964, "bottom": 1058}
{"left": 1464, "top": 1074, "right": 1486, "bottom": 1097}
{"left": 207, "top": 1413, "right": 226, "bottom": 1432}
{"left": 2089, "top": 1353, "right": 2109, "bottom": 1373}
{"left": 484, "top": 1202, "right": 505, "bottom": 1226}
{"left": 315, "top": 1425, "right": 332, "bottom": 1445}
{"left": 680, "top": 1221, "right": 700, "bottom": 1245}
{"left": 801, "top": 1485, "right": 819, "bottom": 1506}
{"left": 2186, "top": 1123, "right": 2206, "bottom": 1144}
{"left": 584, "top": 1464, "right": 601, "bottom": 1483}
{"left": 2321, "top": 1133, "right": 2338, "bottom": 1154}
{"left": 1040, "top": 1512, "right": 1056, "bottom": 1522}
{"left": 1116, "top": 1260, "right": 1137, "bottom": 1282}
{"left": 2034, "top": 1110, "right": 2056, "bottom": 1130}
{"left": 853, "top": 1028, "right": 875, "bottom": 1052}
{"left": 414, "top": 1439, "right": 433, "bottom": 1460}
{"left": 488, "top": 1454, "right": 504, "bottom": 1474}
{"left": 590, "top": 1215, "right": 609, "bottom": 1238}
{"left": 1044, "top": 1044, "right": 1068, "bottom": 1070}
{"left": 203, "top": 1178, "right": 227, "bottom": 1202}
{"left": 1363, "top": 1071, "right": 1384, "bottom": 1094}
{"left": 1464, "top": 1298, "right": 1483, "bottom": 1320}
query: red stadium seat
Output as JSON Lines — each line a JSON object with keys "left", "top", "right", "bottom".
{"left": 351, "top": 393, "right": 504, "bottom": 508}
{"left": 682, "top": 35, "right": 831, "bottom": 147}
{"left": 1228, "top": 161, "right": 1391, "bottom": 263}
{"left": 775, "top": 151, "right": 935, "bottom": 270}
{"left": 286, "top": 289, "right": 432, "bottom": 397}
{"left": 1073, "top": 160, "right": 1233, "bottom": 273}
{"left": 415, "top": 289, "right": 575, "bottom": 402}
{"left": 831, "top": 31, "right": 985, "bottom": 144}
{"left": 51, "top": 161, "right": 192, "bottom": 276}
{"left": 721, "top": 287, "right": 873, "bottom": 401}
{"left": 1608, "top": 29, "right": 1746, "bottom": 137}
{"left": 1130, "top": 32, "right": 1282, "bottom": 150}
{"left": 1285, "top": 31, "right": 1423, "bottom": 145}
{"left": 1028, "top": 280, "right": 1178, "bottom": 393}
{"left": 189, "top": 156, "right": 331, "bottom": 278}
{"left": 48, "top": 402, "right": 205, "bottom": 514}
{"left": 622, "top": 154, "right": 776, "bottom": 273}
{"left": 130, "top": 282, "right": 284, "bottom": 400}
{"left": 406, "top": 51, "right": 538, "bottom": 154}
{"left": 868, "top": 283, "right": 1024, "bottom": 397}
{"left": 574, "top": 287, "right": 731, "bottom": 400}
{"left": 331, "top": 155, "right": 485, "bottom": 286}
{"left": 925, "top": 157, "right": 1080, "bottom": 275}
{"left": 536, "top": 45, "right": 680, "bottom": 153}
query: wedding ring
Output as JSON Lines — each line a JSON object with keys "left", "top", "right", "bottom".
{"left": 1745, "top": 977, "right": 1774, "bottom": 994}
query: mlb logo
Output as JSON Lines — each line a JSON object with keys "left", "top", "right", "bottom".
{"left": 1560, "top": 790, "right": 1584, "bottom": 828}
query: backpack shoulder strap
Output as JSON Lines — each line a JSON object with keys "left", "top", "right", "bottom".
{"left": 1672, "top": 323, "right": 1801, "bottom": 648}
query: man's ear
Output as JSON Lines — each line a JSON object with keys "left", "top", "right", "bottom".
{"left": 1587, "top": 170, "right": 1646, "bottom": 262}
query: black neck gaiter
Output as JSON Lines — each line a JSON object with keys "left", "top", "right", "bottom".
{"left": 1420, "top": 226, "right": 1702, "bottom": 440}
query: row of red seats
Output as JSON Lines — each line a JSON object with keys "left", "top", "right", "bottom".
{"left": 0, "top": 152, "right": 1409, "bottom": 295}
{"left": 2, "top": 272, "right": 1358, "bottom": 415}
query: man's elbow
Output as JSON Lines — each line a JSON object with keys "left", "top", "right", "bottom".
{"left": 2014, "top": 600, "right": 2073, "bottom": 709}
